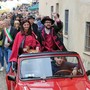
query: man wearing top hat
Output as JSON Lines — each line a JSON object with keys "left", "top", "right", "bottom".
{"left": 28, "top": 16, "right": 41, "bottom": 42}
{"left": 40, "top": 16, "right": 67, "bottom": 52}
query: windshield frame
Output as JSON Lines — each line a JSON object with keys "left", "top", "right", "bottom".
{"left": 19, "top": 54, "right": 85, "bottom": 81}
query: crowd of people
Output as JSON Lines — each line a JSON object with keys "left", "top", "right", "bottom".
{"left": 0, "top": 10, "right": 67, "bottom": 73}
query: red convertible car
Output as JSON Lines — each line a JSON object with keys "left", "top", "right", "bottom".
{"left": 6, "top": 51, "right": 90, "bottom": 90}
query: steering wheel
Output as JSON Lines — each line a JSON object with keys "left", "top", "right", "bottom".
{"left": 54, "top": 69, "right": 72, "bottom": 75}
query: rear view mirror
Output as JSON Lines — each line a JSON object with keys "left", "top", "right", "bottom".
{"left": 86, "top": 70, "right": 90, "bottom": 76}
{"left": 8, "top": 75, "right": 16, "bottom": 81}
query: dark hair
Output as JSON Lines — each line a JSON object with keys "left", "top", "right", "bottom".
{"left": 52, "top": 56, "right": 67, "bottom": 61}
{"left": 20, "top": 19, "right": 32, "bottom": 35}
{"left": 56, "top": 13, "right": 59, "bottom": 18}
{"left": 28, "top": 15, "right": 35, "bottom": 20}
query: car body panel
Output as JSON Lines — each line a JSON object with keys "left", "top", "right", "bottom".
{"left": 15, "top": 78, "right": 90, "bottom": 90}
{"left": 6, "top": 51, "right": 90, "bottom": 90}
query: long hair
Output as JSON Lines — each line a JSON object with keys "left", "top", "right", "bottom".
{"left": 20, "top": 19, "right": 32, "bottom": 35}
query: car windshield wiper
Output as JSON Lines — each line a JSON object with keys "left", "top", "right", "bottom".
{"left": 46, "top": 75, "right": 73, "bottom": 78}
{"left": 21, "top": 76, "right": 47, "bottom": 80}
{"left": 21, "top": 75, "right": 74, "bottom": 80}
{"left": 21, "top": 76, "right": 40, "bottom": 79}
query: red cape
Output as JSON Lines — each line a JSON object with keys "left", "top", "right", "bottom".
{"left": 9, "top": 31, "right": 40, "bottom": 62}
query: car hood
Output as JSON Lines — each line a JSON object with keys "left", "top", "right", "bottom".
{"left": 21, "top": 78, "right": 90, "bottom": 90}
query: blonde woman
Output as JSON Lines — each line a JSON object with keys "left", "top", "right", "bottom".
{"left": 14, "top": 20, "right": 20, "bottom": 32}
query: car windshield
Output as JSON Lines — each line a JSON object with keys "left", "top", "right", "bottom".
{"left": 20, "top": 56, "right": 84, "bottom": 79}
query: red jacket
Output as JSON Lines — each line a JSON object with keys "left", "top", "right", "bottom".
{"left": 41, "top": 28, "right": 67, "bottom": 52}
{"left": 9, "top": 31, "right": 40, "bottom": 62}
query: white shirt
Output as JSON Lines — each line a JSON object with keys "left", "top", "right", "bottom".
{"left": 45, "top": 28, "right": 50, "bottom": 34}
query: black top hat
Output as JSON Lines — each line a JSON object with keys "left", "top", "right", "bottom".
{"left": 28, "top": 15, "right": 35, "bottom": 19}
{"left": 41, "top": 16, "right": 54, "bottom": 25}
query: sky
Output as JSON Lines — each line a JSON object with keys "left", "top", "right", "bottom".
{"left": 0, "top": 0, "right": 32, "bottom": 11}
{"left": 18, "top": 0, "right": 32, "bottom": 4}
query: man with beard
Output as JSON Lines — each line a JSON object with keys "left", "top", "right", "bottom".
{"left": 40, "top": 16, "right": 67, "bottom": 52}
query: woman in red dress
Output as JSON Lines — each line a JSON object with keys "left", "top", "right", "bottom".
{"left": 9, "top": 19, "right": 40, "bottom": 63}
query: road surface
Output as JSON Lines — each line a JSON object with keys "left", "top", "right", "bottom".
{"left": 0, "top": 70, "right": 7, "bottom": 90}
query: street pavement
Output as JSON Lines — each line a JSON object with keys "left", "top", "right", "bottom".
{"left": 0, "top": 70, "right": 7, "bottom": 90}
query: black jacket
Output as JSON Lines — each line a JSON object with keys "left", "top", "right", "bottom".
{"left": 31, "top": 23, "right": 41, "bottom": 42}
{"left": 0, "top": 26, "right": 19, "bottom": 50}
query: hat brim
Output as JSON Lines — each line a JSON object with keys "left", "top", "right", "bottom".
{"left": 28, "top": 17, "right": 35, "bottom": 19}
{"left": 28, "top": 16, "right": 35, "bottom": 20}
{"left": 41, "top": 18, "right": 54, "bottom": 25}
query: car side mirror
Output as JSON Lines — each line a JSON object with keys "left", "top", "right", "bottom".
{"left": 86, "top": 70, "right": 90, "bottom": 76}
{"left": 8, "top": 75, "right": 16, "bottom": 81}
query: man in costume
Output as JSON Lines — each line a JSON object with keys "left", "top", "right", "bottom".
{"left": 40, "top": 16, "right": 67, "bottom": 52}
